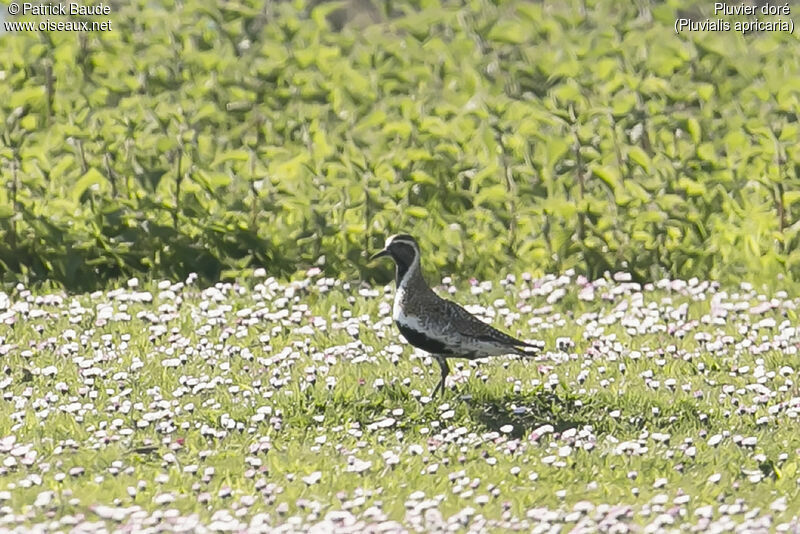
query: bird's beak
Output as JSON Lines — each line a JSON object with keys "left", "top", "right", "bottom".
{"left": 369, "top": 249, "right": 390, "bottom": 261}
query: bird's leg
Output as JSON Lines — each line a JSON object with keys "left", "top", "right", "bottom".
{"left": 431, "top": 356, "right": 450, "bottom": 398}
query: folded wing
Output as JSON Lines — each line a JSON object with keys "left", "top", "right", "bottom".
{"left": 441, "top": 299, "right": 536, "bottom": 352}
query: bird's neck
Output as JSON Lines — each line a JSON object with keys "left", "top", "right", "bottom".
{"left": 396, "top": 257, "right": 428, "bottom": 293}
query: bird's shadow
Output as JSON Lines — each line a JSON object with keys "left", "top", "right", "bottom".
{"left": 296, "top": 382, "right": 596, "bottom": 441}
{"left": 464, "top": 388, "right": 594, "bottom": 440}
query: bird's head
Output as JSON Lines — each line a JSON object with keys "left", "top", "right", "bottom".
{"left": 369, "top": 234, "right": 420, "bottom": 268}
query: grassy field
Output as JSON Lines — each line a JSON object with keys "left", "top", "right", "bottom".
{"left": 1, "top": 0, "right": 800, "bottom": 289}
{"left": 1, "top": 270, "right": 799, "bottom": 531}
{"left": 3, "top": 0, "right": 800, "bottom": 530}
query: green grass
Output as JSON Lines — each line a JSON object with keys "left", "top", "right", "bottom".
{"left": 0, "top": 273, "right": 798, "bottom": 530}
{"left": 1, "top": 0, "right": 800, "bottom": 289}
{"left": 2, "top": 0, "right": 799, "bottom": 528}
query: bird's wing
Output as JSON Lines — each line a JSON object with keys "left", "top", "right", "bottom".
{"left": 441, "top": 299, "right": 535, "bottom": 348}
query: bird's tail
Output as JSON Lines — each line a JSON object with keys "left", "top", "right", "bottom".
{"left": 513, "top": 342, "right": 543, "bottom": 357}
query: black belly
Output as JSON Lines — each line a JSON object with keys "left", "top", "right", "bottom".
{"left": 397, "top": 323, "right": 452, "bottom": 354}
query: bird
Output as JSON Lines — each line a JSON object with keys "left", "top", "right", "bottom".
{"left": 370, "top": 233, "right": 540, "bottom": 397}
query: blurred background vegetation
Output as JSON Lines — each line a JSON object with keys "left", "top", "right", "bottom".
{"left": 1, "top": 0, "right": 799, "bottom": 291}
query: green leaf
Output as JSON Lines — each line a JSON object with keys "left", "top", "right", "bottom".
{"left": 678, "top": 176, "right": 707, "bottom": 197}
{"left": 72, "top": 168, "right": 108, "bottom": 202}
{"left": 696, "top": 83, "right": 715, "bottom": 102}
{"left": 474, "top": 184, "right": 508, "bottom": 206}
{"left": 624, "top": 180, "right": 651, "bottom": 203}
{"left": 686, "top": 118, "right": 702, "bottom": 144}
{"left": 10, "top": 86, "right": 46, "bottom": 110}
{"left": 697, "top": 143, "right": 716, "bottom": 163}
{"left": 656, "top": 194, "right": 685, "bottom": 212}
{"left": 311, "top": 0, "right": 346, "bottom": 27}
{"left": 382, "top": 121, "right": 413, "bottom": 139}
{"left": 410, "top": 170, "right": 436, "bottom": 186}
{"left": 546, "top": 137, "right": 570, "bottom": 166}
{"left": 487, "top": 19, "right": 528, "bottom": 44}
{"left": 591, "top": 165, "right": 621, "bottom": 190}
{"left": 627, "top": 146, "right": 651, "bottom": 173}
{"left": 50, "top": 155, "right": 77, "bottom": 180}
{"left": 406, "top": 206, "right": 429, "bottom": 218}
{"left": 212, "top": 149, "right": 251, "bottom": 167}
{"left": 195, "top": 170, "right": 231, "bottom": 191}
{"left": 636, "top": 210, "right": 667, "bottom": 224}
{"left": 20, "top": 115, "right": 38, "bottom": 131}
{"left": 784, "top": 191, "right": 800, "bottom": 208}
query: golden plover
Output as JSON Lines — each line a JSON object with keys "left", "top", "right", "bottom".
{"left": 371, "top": 234, "right": 539, "bottom": 396}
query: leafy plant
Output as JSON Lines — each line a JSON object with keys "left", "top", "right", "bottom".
{"left": 0, "top": 0, "right": 798, "bottom": 290}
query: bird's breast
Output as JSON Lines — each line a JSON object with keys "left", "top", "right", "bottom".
{"left": 391, "top": 286, "right": 406, "bottom": 321}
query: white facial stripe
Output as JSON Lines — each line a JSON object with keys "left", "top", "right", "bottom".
{"left": 386, "top": 235, "right": 416, "bottom": 249}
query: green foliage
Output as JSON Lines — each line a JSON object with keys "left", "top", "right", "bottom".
{"left": 1, "top": 0, "right": 799, "bottom": 289}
